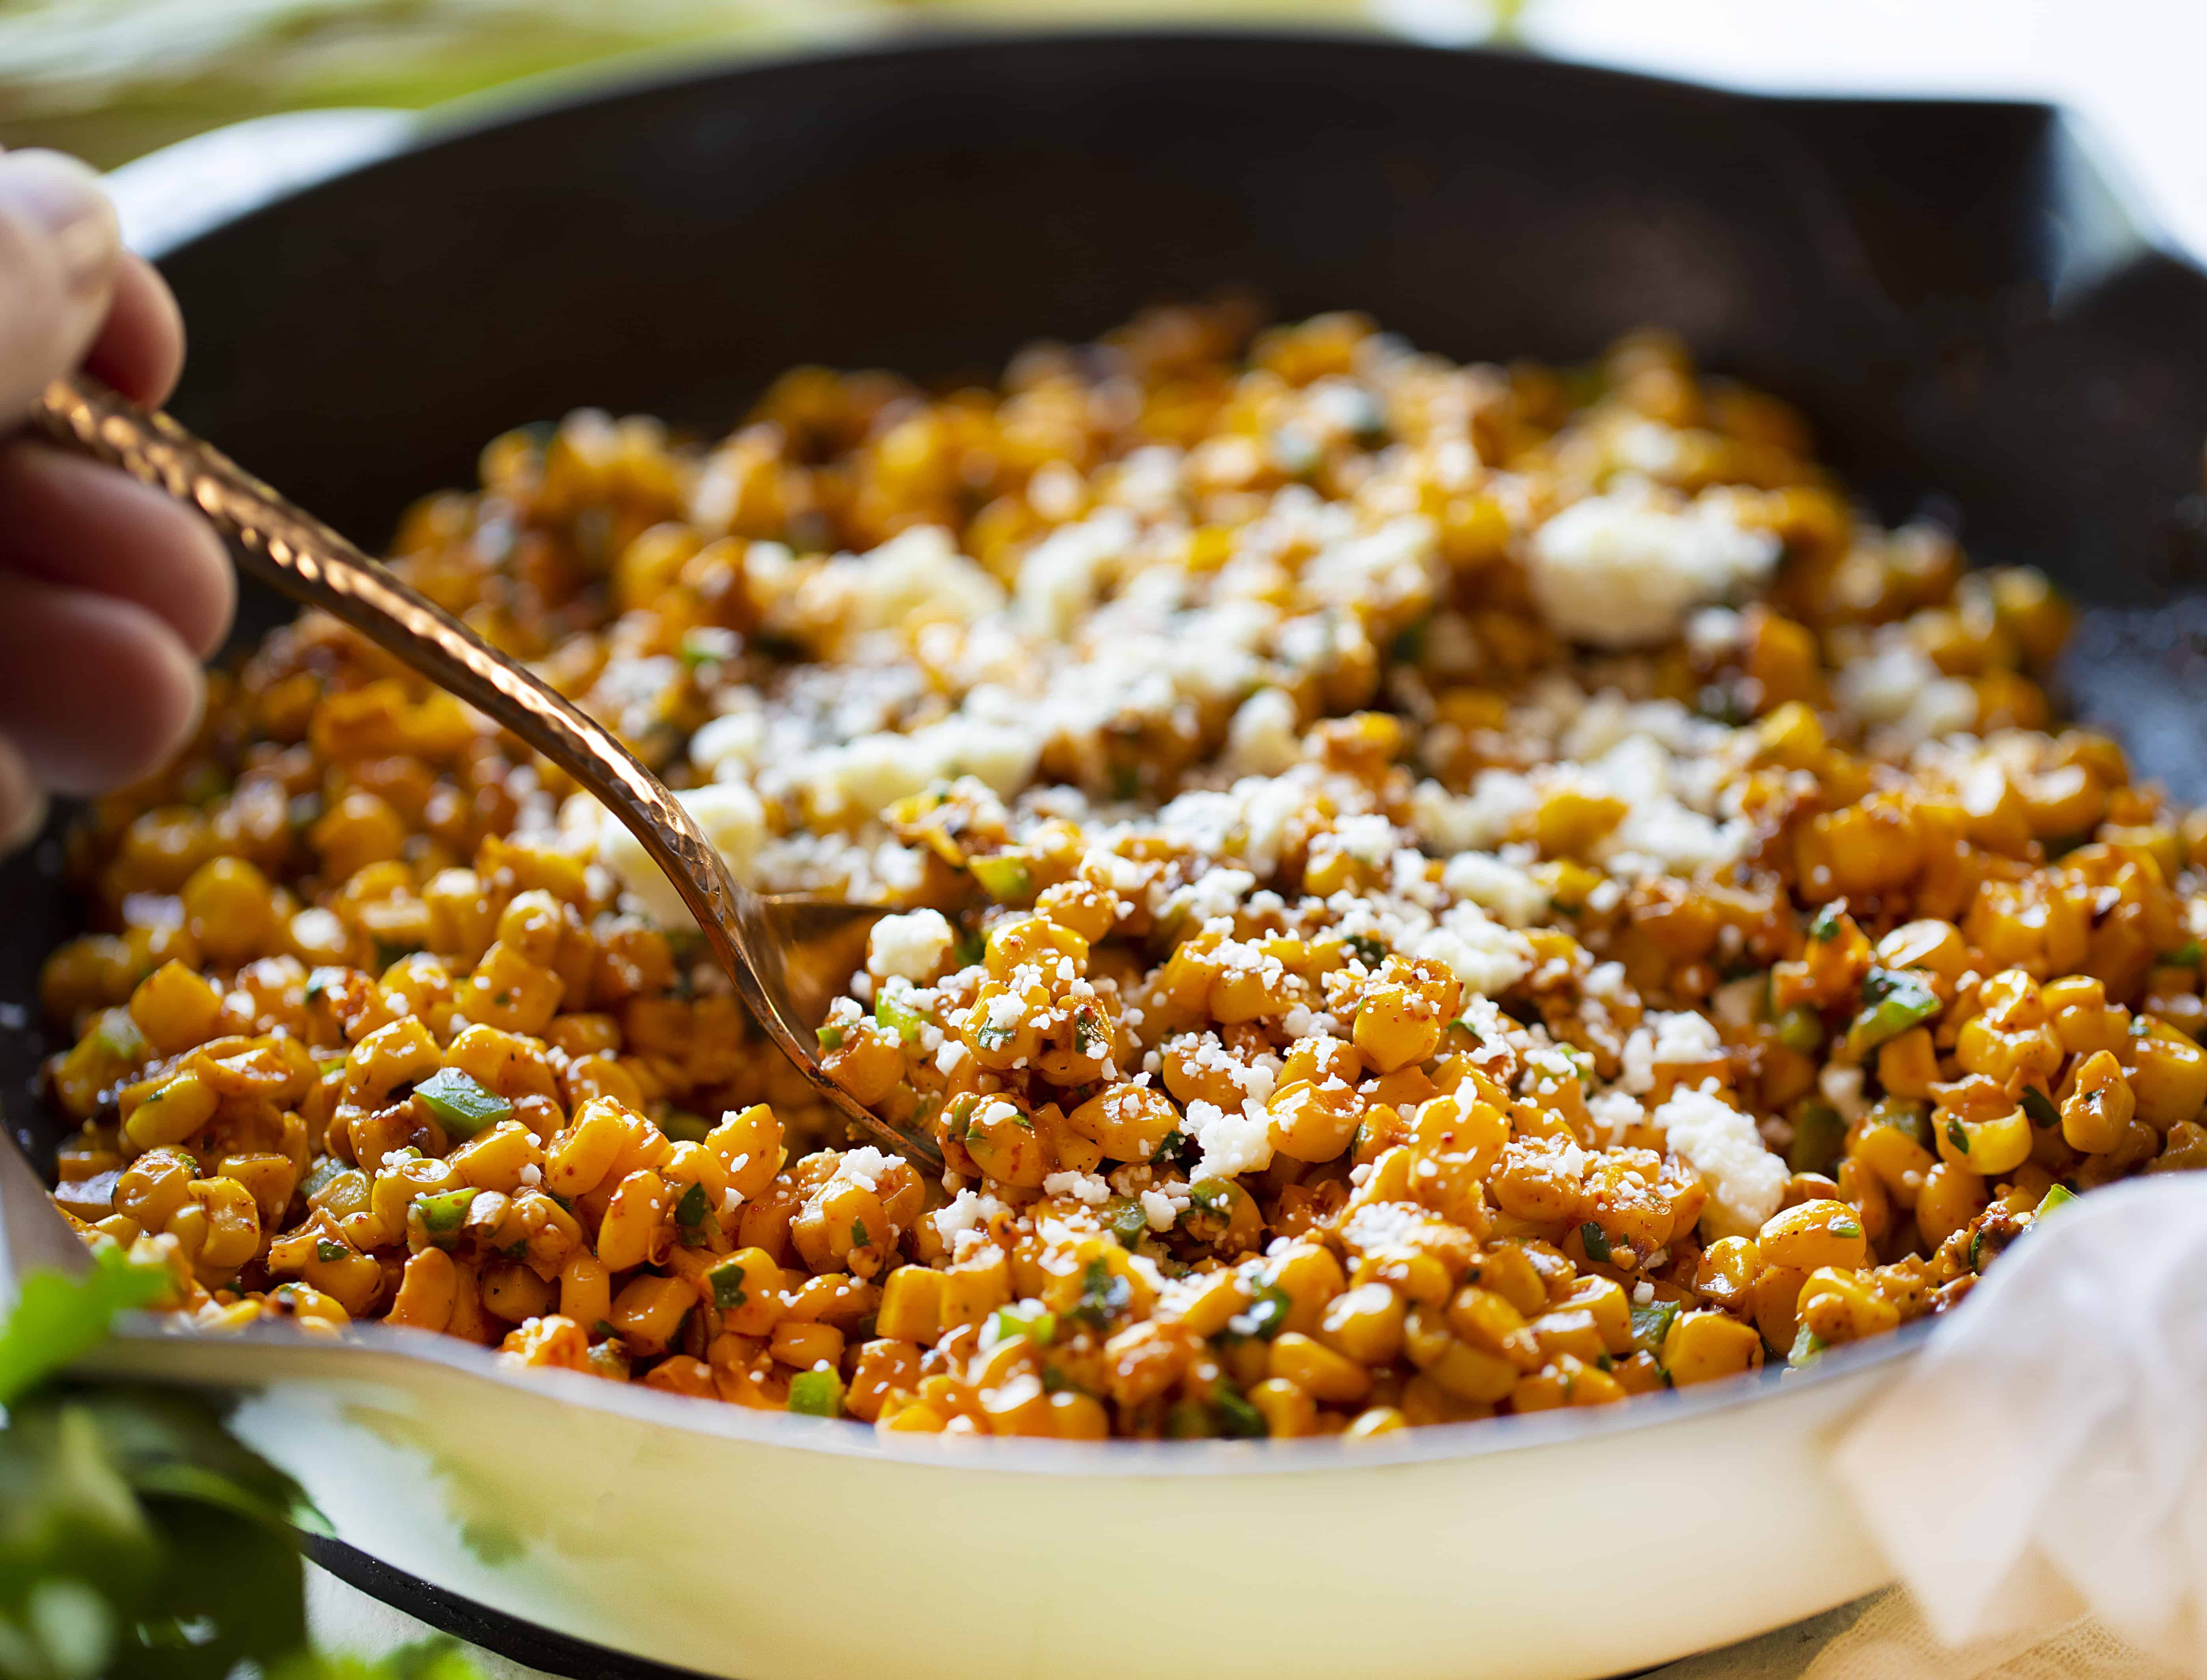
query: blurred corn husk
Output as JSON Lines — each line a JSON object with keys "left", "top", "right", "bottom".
{"left": 0, "top": 0, "right": 1512, "bottom": 166}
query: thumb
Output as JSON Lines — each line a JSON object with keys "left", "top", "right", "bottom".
{"left": 0, "top": 149, "right": 121, "bottom": 422}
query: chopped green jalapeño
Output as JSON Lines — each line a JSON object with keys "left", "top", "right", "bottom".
{"left": 414, "top": 1068, "right": 512, "bottom": 1139}
{"left": 787, "top": 1369, "right": 844, "bottom": 1418}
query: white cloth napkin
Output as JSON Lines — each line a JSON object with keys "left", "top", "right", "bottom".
{"left": 1831, "top": 1176, "right": 2207, "bottom": 1676}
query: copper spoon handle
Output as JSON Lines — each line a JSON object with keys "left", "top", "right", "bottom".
{"left": 35, "top": 372, "right": 938, "bottom": 1170}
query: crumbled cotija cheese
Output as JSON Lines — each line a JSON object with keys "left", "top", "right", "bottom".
{"left": 1654, "top": 1082, "right": 1788, "bottom": 1240}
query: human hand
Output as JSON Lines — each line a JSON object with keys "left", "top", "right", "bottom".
{"left": 0, "top": 148, "right": 233, "bottom": 850}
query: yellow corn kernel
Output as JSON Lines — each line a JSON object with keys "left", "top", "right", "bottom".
{"left": 180, "top": 857, "right": 280, "bottom": 967}
{"left": 705, "top": 1103, "right": 784, "bottom": 1200}
{"left": 876, "top": 1265, "right": 946, "bottom": 1342}
{"left": 2126, "top": 1025, "right": 2207, "bottom": 1131}
{"left": 1875, "top": 1028, "right": 1940, "bottom": 1101}
{"left": 2061, "top": 1049, "right": 2135, "bottom": 1153}
{"left": 1343, "top": 1406, "right": 1408, "bottom": 1440}
{"left": 547, "top": 1099, "right": 629, "bottom": 1198}
{"left": 182, "top": 1177, "right": 260, "bottom": 1272}
{"left": 595, "top": 1169, "right": 671, "bottom": 1272}
{"left": 1756, "top": 1199, "right": 1869, "bottom": 1273}
{"left": 447, "top": 1121, "right": 546, "bottom": 1195}
{"left": 609, "top": 1273, "right": 694, "bottom": 1355}
{"left": 1266, "top": 1079, "right": 1361, "bottom": 1164}
{"left": 1935, "top": 1106, "right": 2033, "bottom": 1176}
{"left": 1318, "top": 1281, "right": 1405, "bottom": 1365}
{"left": 1267, "top": 1243, "right": 1347, "bottom": 1333}
{"left": 1353, "top": 981, "right": 1443, "bottom": 1074}
{"left": 1796, "top": 1267, "right": 1902, "bottom": 1345}
{"left": 345, "top": 1016, "right": 442, "bottom": 1108}
{"left": 770, "top": 1319, "right": 845, "bottom": 1372}
{"left": 216, "top": 1152, "right": 298, "bottom": 1229}
{"left": 709, "top": 1248, "right": 786, "bottom": 1337}
{"left": 1065, "top": 1082, "right": 1181, "bottom": 1164}
{"left": 1915, "top": 1160, "right": 1987, "bottom": 1249}
{"left": 1268, "top": 1331, "right": 1370, "bottom": 1404}
{"left": 1242, "top": 1378, "right": 1315, "bottom": 1437}
{"left": 461, "top": 941, "right": 564, "bottom": 1036}
{"left": 385, "top": 1247, "right": 458, "bottom": 1333}
{"left": 128, "top": 961, "right": 224, "bottom": 1057}
{"left": 1561, "top": 1275, "right": 1634, "bottom": 1357}
{"left": 124, "top": 1071, "right": 219, "bottom": 1150}
{"left": 480, "top": 1261, "right": 556, "bottom": 1324}
{"left": 940, "top": 1251, "right": 1014, "bottom": 1330}
{"left": 559, "top": 1254, "right": 612, "bottom": 1331}
{"left": 1659, "top": 1310, "right": 1763, "bottom": 1386}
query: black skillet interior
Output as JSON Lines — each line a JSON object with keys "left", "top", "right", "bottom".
{"left": 8, "top": 27, "right": 2207, "bottom": 1151}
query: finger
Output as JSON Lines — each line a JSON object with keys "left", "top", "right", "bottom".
{"left": 0, "top": 734, "right": 42, "bottom": 853}
{"left": 0, "top": 440, "right": 234, "bottom": 656}
{"left": 0, "top": 572, "right": 202, "bottom": 794}
{"left": 0, "top": 150, "right": 121, "bottom": 420}
{"left": 84, "top": 254, "right": 186, "bottom": 409}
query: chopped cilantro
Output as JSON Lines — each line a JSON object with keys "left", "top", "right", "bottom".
{"left": 1068, "top": 1258, "right": 1132, "bottom": 1330}
{"left": 1344, "top": 933, "right": 1386, "bottom": 967}
{"left": 1629, "top": 1300, "right": 1679, "bottom": 1357}
{"left": 315, "top": 1240, "right": 348, "bottom": 1264}
{"left": 850, "top": 1218, "right": 871, "bottom": 1251}
{"left": 2021, "top": 1086, "right": 2061, "bottom": 1128}
{"left": 674, "top": 1180, "right": 713, "bottom": 1242}
{"left": 708, "top": 1262, "right": 749, "bottom": 1312}
{"left": 1107, "top": 1199, "right": 1150, "bottom": 1247}
{"left": 1945, "top": 1117, "right": 1970, "bottom": 1156}
{"left": 1807, "top": 902, "right": 1844, "bottom": 943}
{"left": 1579, "top": 1222, "right": 1612, "bottom": 1264}
{"left": 1212, "top": 1383, "right": 1269, "bottom": 1439}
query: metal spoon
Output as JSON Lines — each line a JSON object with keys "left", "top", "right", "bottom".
{"left": 35, "top": 372, "right": 941, "bottom": 1172}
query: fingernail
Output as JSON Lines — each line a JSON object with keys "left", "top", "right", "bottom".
{"left": 0, "top": 150, "right": 119, "bottom": 295}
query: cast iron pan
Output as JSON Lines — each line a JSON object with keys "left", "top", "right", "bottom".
{"left": 8, "top": 28, "right": 2207, "bottom": 1677}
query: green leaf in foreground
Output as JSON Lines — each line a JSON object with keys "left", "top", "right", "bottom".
{"left": 0, "top": 1249, "right": 170, "bottom": 1408}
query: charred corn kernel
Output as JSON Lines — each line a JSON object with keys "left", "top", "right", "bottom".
{"left": 610, "top": 1273, "right": 695, "bottom": 1354}
{"left": 1562, "top": 1275, "right": 1635, "bottom": 1356}
{"left": 1660, "top": 1310, "right": 1763, "bottom": 1385}
{"left": 1756, "top": 1199, "right": 1869, "bottom": 1272}
{"left": 447, "top": 1121, "right": 546, "bottom": 1195}
{"left": 1353, "top": 981, "right": 1443, "bottom": 1073}
{"left": 2062, "top": 1049, "right": 2136, "bottom": 1152}
{"left": 1796, "top": 1267, "right": 1902, "bottom": 1344}
{"left": 182, "top": 1177, "right": 260, "bottom": 1271}
{"left": 770, "top": 1319, "right": 845, "bottom": 1371}
{"left": 481, "top": 1261, "right": 556, "bottom": 1323}
{"left": 124, "top": 1071, "right": 219, "bottom": 1150}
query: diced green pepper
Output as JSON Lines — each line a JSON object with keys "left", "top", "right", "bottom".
{"left": 787, "top": 1369, "right": 844, "bottom": 1418}
{"left": 1846, "top": 967, "right": 1942, "bottom": 1057}
{"left": 300, "top": 1157, "right": 351, "bottom": 1202}
{"left": 1807, "top": 902, "right": 1844, "bottom": 943}
{"left": 875, "top": 989, "right": 927, "bottom": 1045}
{"left": 414, "top": 1187, "right": 476, "bottom": 1238}
{"left": 315, "top": 1239, "right": 348, "bottom": 1263}
{"left": 1788, "top": 1100, "right": 1846, "bottom": 1176}
{"left": 968, "top": 853, "right": 1034, "bottom": 903}
{"left": 93, "top": 1012, "right": 147, "bottom": 1064}
{"left": 1773, "top": 1006, "right": 1825, "bottom": 1055}
{"left": 1107, "top": 1199, "right": 1150, "bottom": 1247}
{"left": 1867, "top": 1097, "right": 1933, "bottom": 1150}
{"left": 1787, "top": 1326, "right": 1826, "bottom": 1366}
{"left": 2021, "top": 1086, "right": 2061, "bottom": 1129}
{"left": 413, "top": 1068, "right": 511, "bottom": 1140}
{"left": 1211, "top": 1383, "right": 1269, "bottom": 1439}
{"left": 989, "top": 1305, "right": 1058, "bottom": 1348}
{"left": 2163, "top": 940, "right": 2203, "bottom": 967}
{"left": 1226, "top": 1283, "right": 1293, "bottom": 1342}
{"left": 1068, "top": 1258, "right": 1132, "bottom": 1329}
{"left": 1344, "top": 933, "right": 1387, "bottom": 967}
{"left": 2035, "top": 1183, "right": 2078, "bottom": 1220}
{"left": 815, "top": 1023, "right": 845, "bottom": 1052}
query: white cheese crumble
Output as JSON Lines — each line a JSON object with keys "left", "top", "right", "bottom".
{"left": 1654, "top": 1081, "right": 1787, "bottom": 1241}
{"left": 592, "top": 780, "right": 765, "bottom": 927}
{"left": 1183, "top": 1098, "right": 1275, "bottom": 1179}
{"left": 1041, "top": 1170, "right": 1112, "bottom": 1206}
{"left": 866, "top": 909, "right": 955, "bottom": 983}
{"left": 1526, "top": 489, "right": 1780, "bottom": 648}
